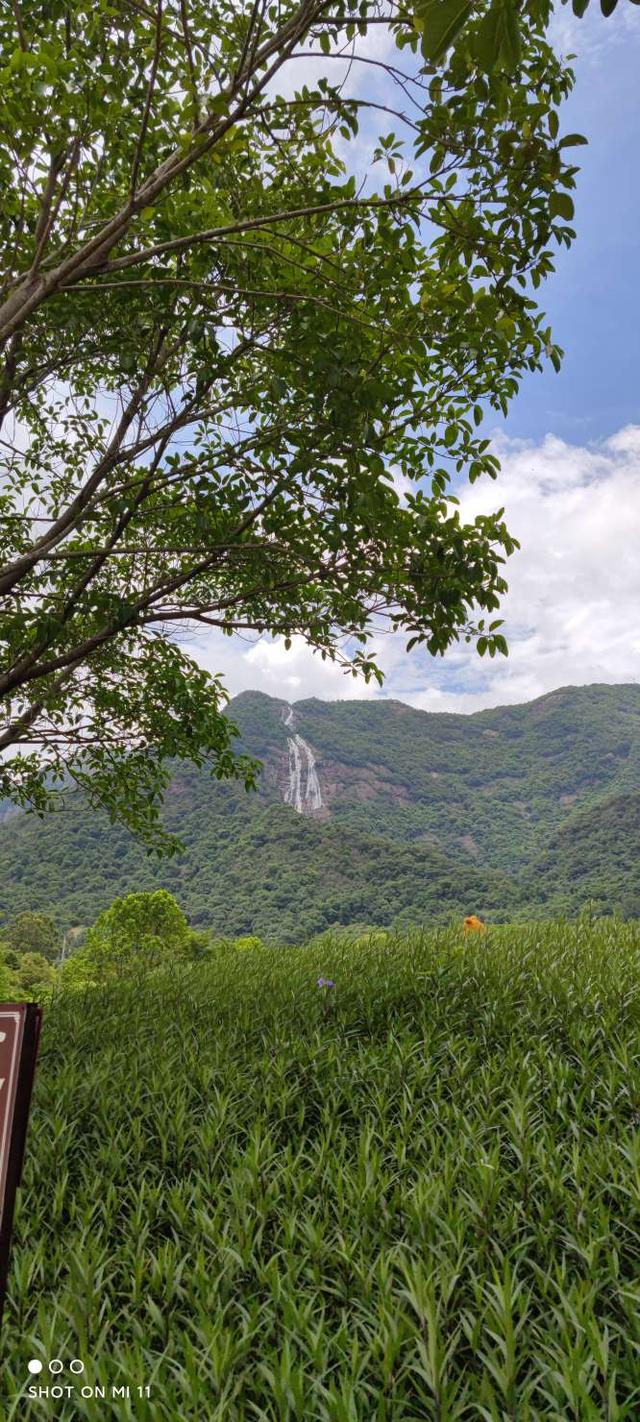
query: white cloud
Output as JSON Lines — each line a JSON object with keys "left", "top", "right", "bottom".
{"left": 376, "top": 424, "right": 640, "bottom": 712}
{"left": 549, "top": 0, "right": 640, "bottom": 68}
{"left": 188, "top": 628, "right": 378, "bottom": 704}
{"left": 185, "top": 424, "right": 640, "bottom": 714}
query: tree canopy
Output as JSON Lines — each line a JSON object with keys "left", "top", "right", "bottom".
{"left": 0, "top": 1, "right": 579, "bottom": 846}
{"left": 60, "top": 888, "right": 196, "bottom": 986}
{"left": 3, "top": 908, "right": 61, "bottom": 961}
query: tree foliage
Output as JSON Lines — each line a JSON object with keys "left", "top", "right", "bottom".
{"left": 60, "top": 887, "right": 201, "bottom": 986}
{"left": 0, "top": 952, "right": 17, "bottom": 1000}
{"left": 3, "top": 908, "right": 61, "bottom": 961}
{"left": 414, "top": 0, "right": 638, "bottom": 74}
{"left": 12, "top": 949, "right": 57, "bottom": 992}
{"left": 0, "top": 1, "right": 579, "bottom": 845}
{"left": 0, "top": 942, "right": 56, "bottom": 998}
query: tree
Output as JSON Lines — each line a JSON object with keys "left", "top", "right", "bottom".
{"left": 0, "top": 948, "right": 18, "bottom": 999}
{"left": 58, "top": 891, "right": 217, "bottom": 987}
{"left": 81, "top": 889, "right": 192, "bottom": 977}
{"left": 4, "top": 909, "right": 61, "bottom": 962}
{"left": 13, "top": 950, "right": 57, "bottom": 995}
{"left": 0, "top": 2, "right": 578, "bottom": 848}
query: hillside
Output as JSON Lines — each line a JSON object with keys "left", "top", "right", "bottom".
{"left": 524, "top": 790, "right": 640, "bottom": 919}
{"left": 1, "top": 682, "right": 640, "bottom": 938}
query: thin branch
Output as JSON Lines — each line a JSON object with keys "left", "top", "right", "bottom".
{"left": 0, "top": 0, "right": 332, "bottom": 343}
{"left": 28, "top": 152, "right": 66, "bottom": 276}
{"left": 129, "top": 0, "right": 164, "bottom": 200}
{"left": 234, "top": 0, "right": 264, "bottom": 86}
{"left": 179, "top": 0, "right": 201, "bottom": 127}
{"left": 59, "top": 275, "right": 407, "bottom": 345}
{"left": 92, "top": 183, "right": 429, "bottom": 281}
{"left": 12, "top": 0, "right": 28, "bottom": 50}
{"left": 0, "top": 325, "right": 172, "bottom": 598}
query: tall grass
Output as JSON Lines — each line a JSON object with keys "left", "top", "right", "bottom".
{"left": 3, "top": 919, "right": 640, "bottom": 1419}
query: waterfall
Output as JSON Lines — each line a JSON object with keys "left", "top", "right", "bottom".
{"left": 285, "top": 734, "right": 304, "bottom": 812}
{"left": 283, "top": 706, "right": 324, "bottom": 813}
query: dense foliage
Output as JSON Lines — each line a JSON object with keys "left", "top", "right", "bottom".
{"left": 59, "top": 889, "right": 208, "bottom": 988}
{"left": 1, "top": 684, "right": 639, "bottom": 940}
{"left": 0, "top": 0, "right": 579, "bottom": 842}
{"left": 2, "top": 909, "right": 61, "bottom": 961}
{"left": 0, "top": 944, "right": 56, "bottom": 1000}
{"left": 4, "top": 920, "right": 640, "bottom": 1417}
{"left": 414, "top": 0, "right": 638, "bottom": 76}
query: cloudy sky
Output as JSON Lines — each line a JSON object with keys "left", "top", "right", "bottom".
{"left": 191, "top": 9, "right": 640, "bottom": 716}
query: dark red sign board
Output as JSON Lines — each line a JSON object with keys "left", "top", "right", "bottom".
{"left": 0, "top": 1003, "right": 43, "bottom": 1329}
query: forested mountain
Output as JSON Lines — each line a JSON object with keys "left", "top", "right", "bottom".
{"left": 1, "top": 683, "right": 640, "bottom": 940}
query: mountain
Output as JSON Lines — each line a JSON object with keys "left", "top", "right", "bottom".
{"left": 524, "top": 790, "right": 640, "bottom": 919}
{"left": 1, "top": 683, "right": 640, "bottom": 940}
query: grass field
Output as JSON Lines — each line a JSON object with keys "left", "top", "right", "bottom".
{"left": 3, "top": 920, "right": 640, "bottom": 1419}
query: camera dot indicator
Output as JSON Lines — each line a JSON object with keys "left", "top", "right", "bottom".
{"left": 27, "top": 1360, "right": 43, "bottom": 1375}
{"left": 69, "top": 1360, "right": 85, "bottom": 1374}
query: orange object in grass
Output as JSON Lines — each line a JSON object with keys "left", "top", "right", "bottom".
{"left": 463, "top": 915, "right": 486, "bottom": 934}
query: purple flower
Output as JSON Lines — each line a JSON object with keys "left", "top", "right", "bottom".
{"left": 317, "top": 977, "right": 335, "bottom": 989}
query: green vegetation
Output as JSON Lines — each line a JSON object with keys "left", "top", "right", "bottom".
{"left": 59, "top": 890, "right": 211, "bottom": 990}
{"left": 0, "top": 889, "right": 268, "bottom": 999}
{"left": 4, "top": 919, "right": 640, "bottom": 1417}
{"left": 3, "top": 911, "right": 61, "bottom": 963}
{"left": 2, "top": 685, "right": 640, "bottom": 941}
{"left": 414, "top": 0, "right": 634, "bottom": 78}
{"left": 0, "top": 1, "right": 577, "bottom": 842}
{"left": 0, "top": 938, "right": 57, "bottom": 1001}
{"left": 526, "top": 792, "right": 640, "bottom": 920}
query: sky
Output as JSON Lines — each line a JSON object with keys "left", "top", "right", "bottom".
{"left": 190, "top": 7, "right": 640, "bottom": 716}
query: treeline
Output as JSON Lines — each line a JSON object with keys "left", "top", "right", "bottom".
{"left": 0, "top": 893, "right": 276, "bottom": 1001}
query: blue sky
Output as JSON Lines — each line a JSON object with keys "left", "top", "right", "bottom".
{"left": 507, "top": 7, "right": 640, "bottom": 445}
{"left": 191, "top": 9, "right": 640, "bottom": 715}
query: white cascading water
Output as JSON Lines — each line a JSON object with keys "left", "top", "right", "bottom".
{"left": 283, "top": 706, "right": 324, "bottom": 813}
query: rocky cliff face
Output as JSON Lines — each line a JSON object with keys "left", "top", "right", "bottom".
{"left": 3, "top": 682, "right": 640, "bottom": 938}
{"left": 228, "top": 682, "right": 640, "bottom": 875}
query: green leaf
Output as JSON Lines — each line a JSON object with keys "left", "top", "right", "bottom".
{"left": 496, "top": 315, "right": 516, "bottom": 341}
{"left": 417, "top": 0, "right": 475, "bottom": 63}
{"left": 559, "top": 133, "right": 588, "bottom": 147}
{"left": 473, "top": 0, "right": 521, "bottom": 73}
{"left": 550, "top": 348, "right": 562, "bottom": 372}
{"left": 549, "top": 191, "right": 575, "bottom": 221}
{"left": 207, "top": 93, "right": 230, "bottom": 116}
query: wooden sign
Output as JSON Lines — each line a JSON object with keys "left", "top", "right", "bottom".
{"left": 0, "top": 1004, "right": 43, "bottom": 1329}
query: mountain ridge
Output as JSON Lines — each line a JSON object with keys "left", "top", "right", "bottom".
{"left": 1, "top": 682, "right": 639, "bottom": 939}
